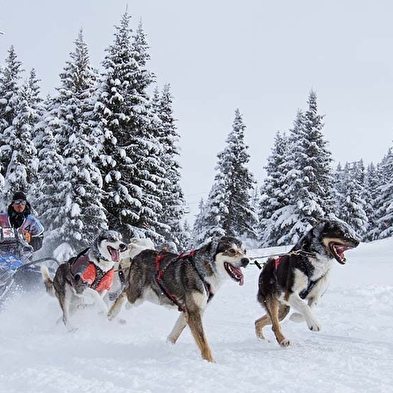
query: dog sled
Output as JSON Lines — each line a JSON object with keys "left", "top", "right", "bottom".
{"left": 0, "top": 227, "right": 60, "bottom": 304}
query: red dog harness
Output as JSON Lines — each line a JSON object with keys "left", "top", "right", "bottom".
{"left": 274, "top": 256, "right": 282, "bottom": 270}
{"left": 70, "top": 249, "right": 114, "bottom": 292}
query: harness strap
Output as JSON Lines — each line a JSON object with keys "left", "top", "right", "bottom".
{"left": 155, "top": 250, "right": 213, "bottom": 312}
{"left": 273, "top": 251, "right": 322, "bottom": 299}
{"left": 274, "top": 256, "right": 282, "bottom": 270}
{"left": 155, "top": 252, "right": 185, "bottom": 312}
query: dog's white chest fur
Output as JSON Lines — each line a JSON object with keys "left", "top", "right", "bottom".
{"left": 291, "top": 257, "right": 333, "bottom": 298}
{"left": 94, "top": 257, "right": 114, "bottom": 272}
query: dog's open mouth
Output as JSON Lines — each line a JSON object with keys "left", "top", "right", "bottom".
{"left": 329, "top": 243, "right": 355, "bottom": 264}
{"left": 108, "top": 246, "right": 121, "bottom": 262}
{"left": 224, "top": 262, "right": 244, "bottom": 286}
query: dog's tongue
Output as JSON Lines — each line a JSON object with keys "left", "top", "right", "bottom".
{"left": 233, "top": 266, "right": 244, "bottom": 286}
{"left": 109, "top": 247, "right": 120, "bottom": 262}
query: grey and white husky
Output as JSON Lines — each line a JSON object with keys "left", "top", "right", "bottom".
{"left": 255, "top": 219, "right": 360, "bottom": 346}
{"left": 41, "top": 230, "right": 127, "bottom": 330}
{"left": 107, "top": 236, "right": 249, "bottom": 363}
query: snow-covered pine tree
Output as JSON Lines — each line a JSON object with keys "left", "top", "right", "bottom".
{"left": 23, "top": 69, "right": 45, "bottom": 200}
{"left": 258, "top": 131, "right": 292, "bottom": 246}
{"left": 37, "top": 30, "right": 105, "bottom": 252}
{"left": 260, "top": 110, "right": 304, "bottom": 245}
{"left": 192, "top": 109, "right": 257, "bottom": 246}
{"left": 189, "top": 198, "right": 209, "bottom": 247}
{"left": 0, "top": 46, "right": 23, "bottom": 207}
{"left": 95, "top": 12, "right": 163, "bottom": 242}
{"left": 375, "top": 148, "right": 393, "bottom": 239}
{"left": 152, "top": 84, "right": 186, "bottom": 251}
{"left": 3, "top": 69, "right": 42, "bottom": 203}
{"left": 34, "top": 112, "right": 65, "bottom": 256}
{"left": 191, "top": 181, "right": 227, "bottom": 247}
{"left": 280, "top": 90, "right": 335, "bottom": 243}
{"left": 335, "top": 161, "right": 368, "bottom": 239}
{"left": 363, "top": 162, "right": 381, "bottom": 241}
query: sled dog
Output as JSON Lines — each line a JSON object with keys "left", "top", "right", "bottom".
{"left": 255, "top": 219, "right": 359, "bottom": 346}
{"left": 109, "top": 237, "right": 156, "bottom": 300}
{"left": 41, "top": 230, "right": 127, "bottom": 330}
{"left": 107, "top": 236, "right": 249, "bottom": 362}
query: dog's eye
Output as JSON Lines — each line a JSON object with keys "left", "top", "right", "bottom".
{"left": 226, "top": 249, "right": 236, "bottom": 256}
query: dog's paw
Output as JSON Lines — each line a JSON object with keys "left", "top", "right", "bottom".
{"left": 255, "top": 330, "right": 266, "bottom": 340}
{"left": 308, "top": 320, "right": 321, "bottom": 332}
{"left": 167, "top": 335, "right": 177, "bottom": 345}
{"left": 290, "top": 313, "right": 305, "bottom": 323}
{"left": 279, "top": 338, "right": 291, "bottom": 347}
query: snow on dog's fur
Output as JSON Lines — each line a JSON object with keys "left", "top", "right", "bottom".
{"left": 107, "top": 236, "right": 249, "bottom": 362}
{"left": 255, "top": 219, "right": 359, "bottom": 346}
{"left": 41, "top": 230, "right": 127, "bottom": 330}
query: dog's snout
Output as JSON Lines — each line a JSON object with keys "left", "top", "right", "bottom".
{"left": 241, "top": 257, "right": 249, "bottom": 267}
{"left": 119, "top": 243, "right": 127, "bottom": 252}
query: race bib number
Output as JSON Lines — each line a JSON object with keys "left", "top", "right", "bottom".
{"left": 1, "top": 227, "right": 17, "bottom": 242}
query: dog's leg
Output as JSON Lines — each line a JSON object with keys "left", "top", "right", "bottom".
{"left": 255, "top": 303, "right": 290, "bottom": 341}
{"left": 84, "top": 287, "right": 109, "bottom": 314}
{"left": 185, "top": 310, "right": 215, "bottom": 363}
{"left": 289, "top": 312, "right": 304, "bottom": 323}
{"left": 254, "top": 314, "right": 270, "bottom": 340}
{"left": 167, "top": 313, "right": 187, "bottom": 344}
{"left": 271, "top": 300, "right": 290, "bottom": 346}
{"left": 107, "top": 290, "right": 128, "bottom": 321}
{"left": 290, "top": 297, "right": 316, "bottom": 323}
{"left": 287, "top": 293, "right": 321, "bottom": 332}
{"left": 41, "top": 266, "right": 55, "bottom": 297}
{"left": 266, "top": 297, "right": 290, "bottom": 346}
{"left": 57, "top": 286, "right": 78, "bottom": 332}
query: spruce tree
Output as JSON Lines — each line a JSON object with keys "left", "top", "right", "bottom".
{"left": 34, "top": 113, "right": 65, "bottom": 254}
{"left": 0, "top": 46, "right": 23, "bottom": 207}
{"left": 152, "top": 84, "right": 186, "bottom": 250}
{"left": 336, "top": 161, "right": 368, "bottom": 239}
{"left": 36, "top": 30, "right": 105, "bottom": 252}
{"left": 258, "top": 131, "right": 292, "bottom": 246}
{"left": 375, "top": 148, "right": 393, "bottom": 239}
{"left": 261, "top": 111, "right": 303, "bottom": 245}
{"left": 95, "top": 12, "right": 163, "bottom": 241}
{"left": 363, "top": 162, "right": 381, "bottom": 241}
{"left": 283, "top": 91, "right": 335, "bottom": 243}
{"left": 192, "top": 109, "right": 257, "bottom": 245}
{"left": 3, "top": 69, "right": 41, "bottom": 202}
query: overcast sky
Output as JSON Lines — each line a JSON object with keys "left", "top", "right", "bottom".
{"left": 1, "top": 1, "right": 392, "bottom": 219}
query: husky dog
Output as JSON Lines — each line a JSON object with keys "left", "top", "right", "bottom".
{"left": 109, "top": 237, "right": 156, "bottom": 301}
{"left": 255, "top": 219, "right": 359, "bottom": 346}
{"left": 107, "top": 236, "right": 249, "bottom": 362}
{"left": 41, "top": 230, "right": 127, "bottom": 330}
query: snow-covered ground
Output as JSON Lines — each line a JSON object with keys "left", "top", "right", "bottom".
{"left": 0, "top": 238, "right": 392, "bottom": 393}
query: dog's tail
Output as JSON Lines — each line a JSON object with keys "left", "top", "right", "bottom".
{"left": 40, "top": 265, "right": 55, "bottom": 297}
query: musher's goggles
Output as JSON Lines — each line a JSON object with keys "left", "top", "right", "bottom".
{"left": 12, "top": 199, "right": 26, "bottom": 205}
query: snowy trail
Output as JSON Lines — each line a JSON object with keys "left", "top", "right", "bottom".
{"left": 0, "top": 240, "right": 392, "bottom": 393}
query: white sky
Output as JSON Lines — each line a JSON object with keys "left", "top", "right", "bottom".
{"left": 1, "top": 1, "right": 393, "bottom": 218}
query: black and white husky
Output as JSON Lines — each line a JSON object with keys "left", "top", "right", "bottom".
{"left": 41, "top": 230, "right": 127, "bottom": 330}
{"left": 107, "top": 236, "right": 249, "bottom": 362}
{"left": 255, "top": 219, "right": 359, "bottom": 346}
